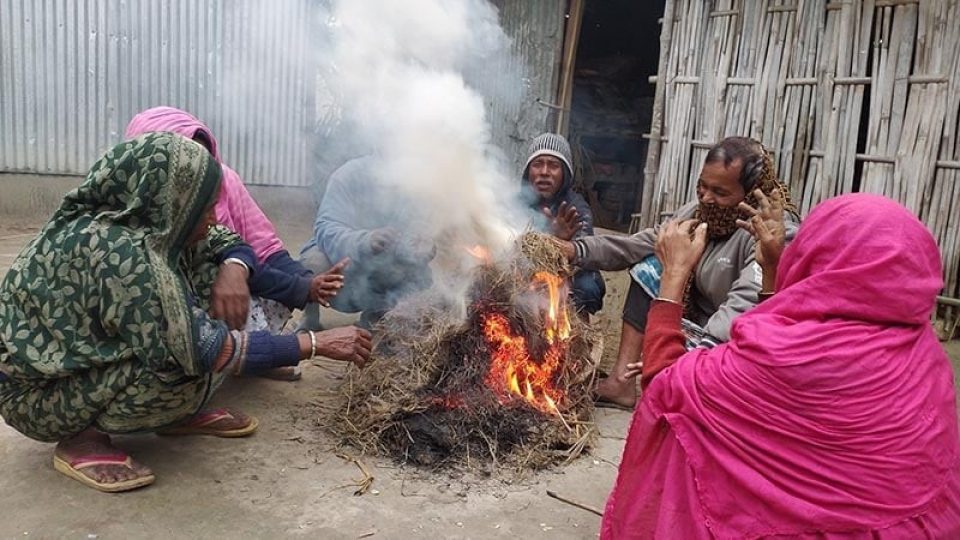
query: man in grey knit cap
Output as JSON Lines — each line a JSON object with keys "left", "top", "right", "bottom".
{"left": 522, "top": 132, "right": 605, "bottom": 315}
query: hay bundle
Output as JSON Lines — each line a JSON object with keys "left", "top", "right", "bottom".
{"left": 327, "top": 232, "right": 599, "bottom": 473}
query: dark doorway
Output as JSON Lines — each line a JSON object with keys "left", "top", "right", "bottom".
{"left": 568, "top": 0, "right": 665, "bottom": 231}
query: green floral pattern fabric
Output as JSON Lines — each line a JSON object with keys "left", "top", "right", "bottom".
{"left": 0, "top": 133, "right": 241, "bottom": 441}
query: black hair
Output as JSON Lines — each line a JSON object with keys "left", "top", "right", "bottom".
{"left": 703, "top": 136, "right": 769, "bottom": 193}
{"left": 192, "top": 130, "right": 214, "bottom": 155}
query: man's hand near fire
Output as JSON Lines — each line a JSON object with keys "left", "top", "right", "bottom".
{"left": 542, "top": 201, "right": 582, "bottom": 241}
{"left": 369, "top": 227, "right": 399, "bottom": 254}
{"left": 310, "top": 257, "right": 349, "bottom": 307}
{"left": 398, "top": 235, "right": 437, "bottom": 264}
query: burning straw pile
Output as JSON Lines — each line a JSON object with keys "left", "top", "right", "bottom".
{"left": 328, "top": 232, "right": 600, "bottom": 473}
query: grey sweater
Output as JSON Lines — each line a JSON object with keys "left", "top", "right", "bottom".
{"left": 574, "top": 201, "right": 800, "bottom": 341}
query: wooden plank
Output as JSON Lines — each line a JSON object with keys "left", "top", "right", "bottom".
{"left": 833, "top": 76, "right": 872, "bottom": 84}
{"left": 907, "top": 74, "right": 949, "bottom": 84}
{"left": 554, "top": 0, "right": 584, "bottom": 136}
{"left": 855, "top": 153, "right": 896, "bottom": 163}
{"left": 875, "top": 0, "right": 919, "bottom": 6}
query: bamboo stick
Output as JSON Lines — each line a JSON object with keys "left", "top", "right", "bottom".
{"left": 639, "top": 0, "right": 677, "bottom": 229}
{"left": 555, "top": 0, "right": 584, "bottom": 136}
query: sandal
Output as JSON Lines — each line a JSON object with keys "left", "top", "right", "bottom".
{"left": 157, "top": 407, "right": 259, "bottom": 438}
{"left": 52, "top": 453, "right": 155, "bottom": 493}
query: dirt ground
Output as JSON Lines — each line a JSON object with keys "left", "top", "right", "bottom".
{"left": 0, "top": 219, "right": 631, "bottom": 540}
{"left": 1, "top": 219, "right": 959, "bottom": 539}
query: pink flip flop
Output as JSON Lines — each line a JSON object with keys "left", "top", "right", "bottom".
{"left": 52, "top": 453, "right": 155, "bottom": 493}
{"left": 157, "top": 407, "right": 259, "bottom": 438}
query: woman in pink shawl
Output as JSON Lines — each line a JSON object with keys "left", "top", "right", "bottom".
{"left": 125, "top": 107, "right": 346, "bottom": 380}
{"left": 602, "top": 192, "right": 960, "bottom": 538}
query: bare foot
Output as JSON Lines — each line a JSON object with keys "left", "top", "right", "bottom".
{"left": 595, "top": 375, "right": 638, "bottom": 409}
{"left": 53, "top": 429, "right": 154, "bottom": 492}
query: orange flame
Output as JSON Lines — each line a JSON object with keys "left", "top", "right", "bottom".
{"left": 482, "top": 272, "right": 572, "bottom": 414}
{"left": 464, "top": 245, "right": 492, "bottom": 263}
{"left": 533, "top": 271, "right": 571, "bottom": 344}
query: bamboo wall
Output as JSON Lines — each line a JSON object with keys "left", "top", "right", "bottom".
{"left": 642, "top": 0, "right": 960, "bottom": 297}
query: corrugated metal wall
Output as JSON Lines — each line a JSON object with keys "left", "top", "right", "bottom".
{"left": 0, "top": 0, "right": 563, "bottom": 188}
{"left": 0, "top": 0, "right": 312, "bottom": 186}
{"left": 479, "top": 0, "right": 566, "bottom": 174}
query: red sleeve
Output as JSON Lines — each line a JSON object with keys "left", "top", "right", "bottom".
{"left": 641, "top": 301, "right": 687, "bottom": 390}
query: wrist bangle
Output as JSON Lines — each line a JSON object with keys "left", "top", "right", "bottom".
{"left": 308, "top": 330, "right": 317, "bottom": 359}
{"left": 654, "top": 296, "right": 682, "bottom": 306}
{"left": 222, "top": 257, "right": 249, "bottom": 275}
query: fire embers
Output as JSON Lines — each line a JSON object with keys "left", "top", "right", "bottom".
{"left": 329, "top": 232, "right": 599, "bottom": 473}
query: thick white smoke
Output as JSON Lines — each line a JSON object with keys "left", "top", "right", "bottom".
{"left": 320, "top": 0, "right": 532, "bottom": 311}
{"left": 326, "top": 0, "right": 526, "bottom": 247}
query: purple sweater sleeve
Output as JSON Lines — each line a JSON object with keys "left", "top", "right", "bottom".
{"left": 232, "top": 331, "right": 301, "bottom": 374}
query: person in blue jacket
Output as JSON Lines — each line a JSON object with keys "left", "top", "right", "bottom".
{"left": 299, "top": 156, "right": 435, "bottom": 330}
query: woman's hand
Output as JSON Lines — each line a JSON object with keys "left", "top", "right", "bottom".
{"left": 655, "top": 220, "right": 708, "bottom": 302}
{"left": 310, "top": 258, "right": 349, "bottom": 306}
{"left": 736, "top": 189, "right": 786, "bottom": 276}
{"left": 211, "top": 262, "right": 251, "bottom": 330}
{"left": 315, "top": 326, "right": 372, "bottom": 368}
{"left": 655, "top": 220, "right": 708, "bottom": 277}
{"left": 542, "top": 201, "right": 583, "bottom": 241}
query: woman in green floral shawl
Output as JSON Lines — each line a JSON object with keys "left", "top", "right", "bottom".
{"left": 0, "top": 133, "right": 371, "bottom": 492}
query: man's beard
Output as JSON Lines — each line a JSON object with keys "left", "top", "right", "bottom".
{"left": 695, "top": 201, "right": 744, "bottom": 239}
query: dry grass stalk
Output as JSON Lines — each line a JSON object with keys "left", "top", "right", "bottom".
{"left": 324, "top": 232, "right": 600, "bottom": 476}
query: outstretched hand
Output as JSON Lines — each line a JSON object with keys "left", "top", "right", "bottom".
{"left": 542, "top": 201, "right": 582, "bottom": 241}
{"left": 310, "top": 257, "right": 349, "bottom": 306}
{"left": 736, "top": 189, "right": 786, "bottom": 272}
{"left": 315, "top": 326, "right": 372, "bottom": 368}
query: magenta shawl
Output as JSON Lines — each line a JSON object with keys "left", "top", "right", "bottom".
{"left": 125, "top": 107, "right": 284, "bottom": 263}
{"left": 602, "top": 194, "right": 960, "bottom": 538}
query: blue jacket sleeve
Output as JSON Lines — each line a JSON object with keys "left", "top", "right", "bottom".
{"left": 248, "top": 250, "right": 313, "bottom": 310}
{"left": 313, "top": 163, "right": 374, "bottom": 264}
{"left": 219, "top": 244, "right": 258, "bottom": 277}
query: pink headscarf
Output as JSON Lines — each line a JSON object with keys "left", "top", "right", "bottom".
{"left": 125, "top": 107, "right": 284, "bottom": 263}
{"left": 603, "top": 194, "right": 959, "bottom": 538}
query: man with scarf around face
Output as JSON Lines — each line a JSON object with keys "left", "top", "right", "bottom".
{"left": 556, "top": 137, "right": 800, "bottom": 409}
{"left": 523, "top": 133, "right": 606, "bottom": 315}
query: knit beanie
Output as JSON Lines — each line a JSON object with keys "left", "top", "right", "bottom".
{"left": 523, "top": 133, "right": 574, "bottom": 179}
